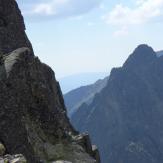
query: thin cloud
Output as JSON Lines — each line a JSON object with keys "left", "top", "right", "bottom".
{"left": 18, "top": 0, "right": 102, "bottom": 20}
{"left": 103, "top": 0, "right": 163, "bottom": 36}
{"left": 104, "top": 0, "right": 163, "bottom": 25}
{"left": 114, "top": 27, "right": 128, "bottom": 37}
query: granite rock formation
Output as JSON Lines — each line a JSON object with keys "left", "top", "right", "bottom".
{"left": 0, "top": 0, "right": 100, "bottom": 163}
{"left": 71, "top": 44, "right": 163, "bottom": 163}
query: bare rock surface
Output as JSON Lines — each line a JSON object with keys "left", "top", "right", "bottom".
{"left": 0, "top": 0, "right": 100, "bottom": 163}
{"left": 0, "top": 0, "right": 32, "bottom": 55}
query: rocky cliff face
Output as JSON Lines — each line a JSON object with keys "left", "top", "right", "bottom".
{"left": 0, "top": 0, "right": 32, "bottom": 55}
{"left": 0, "top": 0, "right": 100, "bottom": 163}
{"left": 72, "top": 44, "right": 163, "bottom": 163}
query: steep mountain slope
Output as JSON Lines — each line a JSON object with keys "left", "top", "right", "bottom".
{"left": 64, "top": 76, "right": 109, "bottom": 117}
{"left": 59, "top": 72, "right": 108, "bottom": 93}
{"left": 0, "top": 0, "right": 32, "bottom": 55}
{"left": 72, "top": 44, "right": 163, "bottom": 163}
{"left": 0, "top": 0, "right": 100, "bottom": 163}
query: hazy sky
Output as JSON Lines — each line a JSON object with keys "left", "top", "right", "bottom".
{"left": 17, "top": 0, "right": 163, "bottom": 78}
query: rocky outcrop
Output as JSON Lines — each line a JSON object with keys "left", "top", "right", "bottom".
{"left": 71, "top": 44, "right": 163, "bottom": 163}
{"left": 0, "top": 47, "right": 99, "bottom": 163}
{"left": 0, "top": 0, "right": 32, "bottom": 55}
{"left": 0, "top": 0, "right": 100, "bottom": 163}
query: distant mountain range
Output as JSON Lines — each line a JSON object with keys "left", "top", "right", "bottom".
{"left": 66, "top": 45, "right": 163, "bottom": 163}
{"left": 58, "top": 72, "right": 108, "bottom": 93}
{"left": 64, "top": 76, "right": 109, "bottom": 117}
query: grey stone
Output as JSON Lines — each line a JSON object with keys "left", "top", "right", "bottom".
{"left": 0, "top": 154, "right": 27, "bottom": 163}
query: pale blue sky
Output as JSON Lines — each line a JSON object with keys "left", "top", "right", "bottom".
{"left": 17, "top": 0, "right": 163, "bottom": 78}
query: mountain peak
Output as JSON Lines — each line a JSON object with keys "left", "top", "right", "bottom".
{"left": 70, "top": 44, "right": 163, "bottom": 163}
{"left": 124, "top": 44, "right": 156, "bottom": 69}
{"left": 0, "top": 0, "right": 33, "bottom": 55}
{"left": 134, "top": 44, "right": 155, "bottom": 54}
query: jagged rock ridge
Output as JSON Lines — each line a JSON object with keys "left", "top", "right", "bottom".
{"left": 71, "top": 44, "right": 163, "bottom": 163}
{"left": 0, "top": 0, "right": 100, "bottom": 162}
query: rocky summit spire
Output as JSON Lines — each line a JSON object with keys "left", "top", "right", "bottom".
{"left": 0, "top": 0, "right": 33, "bottom": 55}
